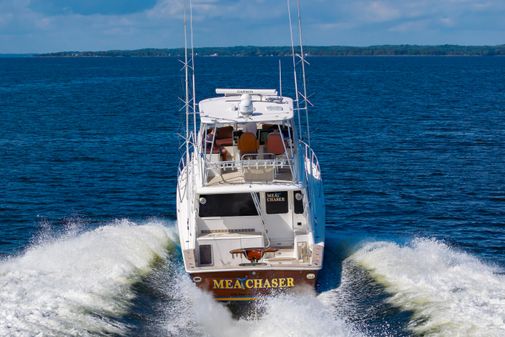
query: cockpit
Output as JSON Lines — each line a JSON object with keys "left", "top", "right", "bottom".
{"left": 200, "top": 121, "right": 297, "bottom": 186}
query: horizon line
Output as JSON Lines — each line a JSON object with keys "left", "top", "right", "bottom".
{"left": 2, "top": 43, "right": 505, "bottom": 55}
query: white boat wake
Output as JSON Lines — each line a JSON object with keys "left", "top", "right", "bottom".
{"left": 157, "top": 274, "right": 366, "bottom": 337}
{"left": 0, "top": 219, "right": 176, "bottom": 337}
{"left": 4, "top": 224, "right": 503, "bottom": 337}
{"left": 348, "top": 238, "right": 505, "bottom": 337}
{"left": 0, "top": 219, "right": 365, "bottom": 337}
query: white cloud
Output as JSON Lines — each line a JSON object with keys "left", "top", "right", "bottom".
{"left": 389, "top": 19, "right": 429, "bottom": 33}
{"left": 439, "top": 17, "right": 455, "bottom": 27}
{"left": 365, "top": 1, "right": 401, "bottom": 22}
{"left": 147, "top": 0, "right": 185, "bottom": 19}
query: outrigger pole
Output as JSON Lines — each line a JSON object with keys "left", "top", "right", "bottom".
{"left": 182, "top": 0, "right": 197, "bottom": 154}
{"left": 181, "top": 0, "right": 198, "bottom": 238}
{"left": 287, "top": 0, "right": 303, "bottom": 141}
{"left": 296, "top": 0, "right": 311, "bottom": 146}
{"left": 287, "top": 0, "right": 312, "bottom": 146}
{"left": 183, "top": 4, "right": 190, "bottom": 166}
{"left": 189, "top": 0, "right": 197, "bottom": 140}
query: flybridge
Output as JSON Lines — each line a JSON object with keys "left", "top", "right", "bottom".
{"left": 215, "top": 89, "right": 279, "bottom": 96}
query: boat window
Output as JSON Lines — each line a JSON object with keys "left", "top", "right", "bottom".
{"left": 266, "top": 191, "right": 288, "bottom": 214}
{"left": 198, "top": 193, "right": 258, "bottom": 217}
{"left": 199, "top": 245, "right": 212, "bottom": 265}
{"left": 294, "top": 191, "right": 304, "bottom": 214}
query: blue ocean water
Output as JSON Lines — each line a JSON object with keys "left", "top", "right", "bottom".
{"left": 1, "top": 56, "right": 505, "bottom": 336}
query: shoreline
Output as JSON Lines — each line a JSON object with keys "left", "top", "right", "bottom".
{"left": 2, "top": 44, "right": 504, "bottom": 58}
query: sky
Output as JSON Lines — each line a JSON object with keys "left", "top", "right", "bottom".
{"left": 0, "top": 0, "right": 504, "bottom": 53}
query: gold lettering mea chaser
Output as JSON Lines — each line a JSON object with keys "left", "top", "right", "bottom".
{"left": 212, "top": 278, "right": 296, "bottom": 290}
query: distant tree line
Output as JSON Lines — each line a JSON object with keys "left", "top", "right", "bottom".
{"left": 38, "top": 45, "right": 505, "bottom": 57}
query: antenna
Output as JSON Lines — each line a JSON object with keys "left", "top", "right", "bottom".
{"left": 278, "top": 59, "right": 283, "bottom": 97}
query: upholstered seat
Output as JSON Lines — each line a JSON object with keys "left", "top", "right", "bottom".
{"left": 238, "top": 132, "right": 259, "bottom": 155}
{"left": 215, "top": 138, "right": 233, "bottom": 147}
{"left": 265, "top": 132, "right": 285, "bottom": 155}
{"left": 215, "top": 126, "right": 234, "bottom": 146}
{"left": 206, "top": 126, "right": 233, "bottom": 154}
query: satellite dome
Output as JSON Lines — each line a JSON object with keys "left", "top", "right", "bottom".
{"left": 239, "top": 94, "right": 253, "bottom": 116}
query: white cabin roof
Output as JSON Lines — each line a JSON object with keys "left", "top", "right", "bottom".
{"left": 196, "top": 182, "right": 304, "bottom": 195}
{"left": 199, "top": 91, "right": 294, "bottom": 125}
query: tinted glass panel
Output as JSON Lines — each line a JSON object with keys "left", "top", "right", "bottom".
{"left": 266, "top": 191, "right": 288, "bottom": 214}
{"left": 199, "top": 245, "right": 212, "bottom": 265}
{"left": 294, "top": 191, "right": 304, "bottom": 214}
{"left": 198, "top": 193, "right": 258, "bottom": 217}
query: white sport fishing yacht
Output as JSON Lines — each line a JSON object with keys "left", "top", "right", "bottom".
{"left": 176, "top": 1, "right": 325, "bottom": 302}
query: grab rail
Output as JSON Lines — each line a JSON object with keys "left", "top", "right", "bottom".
{"left": 177, "top": 144, "right": 195, "bottom": 202}
{"left": 300, "top": 140, "right": 322, "bottom": 181}
{"left": 299, "top": 140, "right": 325, "bottom": 241}
{"left": 206, "top": 157, "right": 290, "bottom": 171}
{"left": 177, "top": 152, "right": 189, "bottom": 202}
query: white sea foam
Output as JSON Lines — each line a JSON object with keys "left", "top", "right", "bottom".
{"left": 350, "top": 238, "right": 505, "bottom": 337}
{"left": 0, "top": 219, "right": 175, "bottom": 337}
{"left": 158, "top": 274, "right": 366, "bottom": 337}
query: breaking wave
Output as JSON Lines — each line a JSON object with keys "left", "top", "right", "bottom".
{"left": 0, "top": 219, "right": 175, "bottom": 337}
{"left": 349, "top": 238, "right": 505, "bottom": 337}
